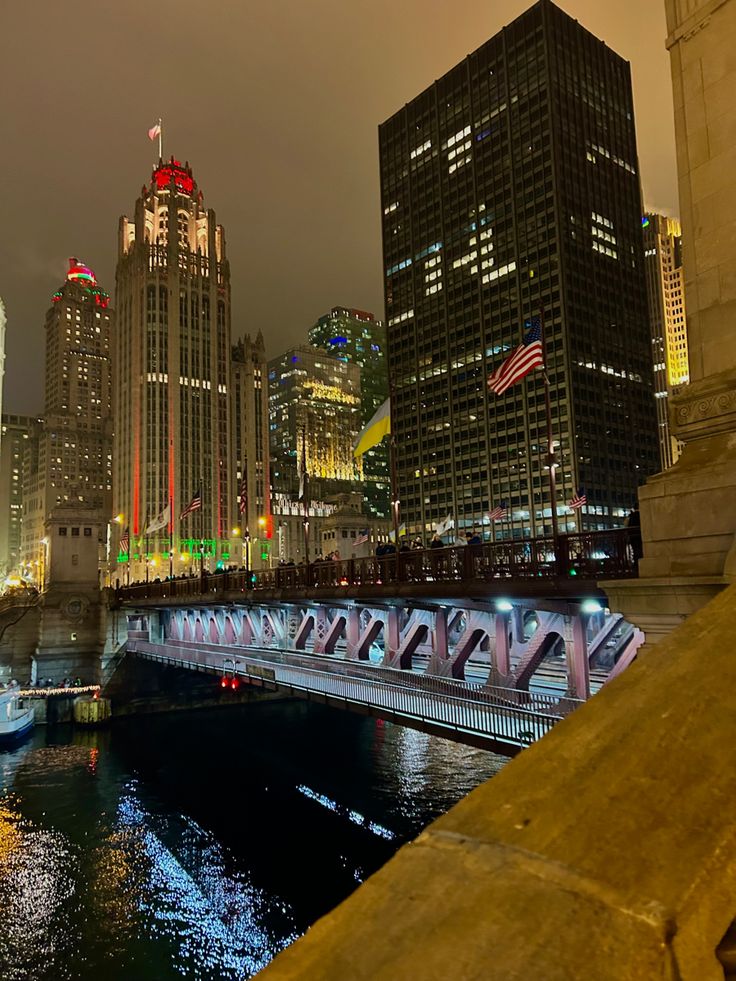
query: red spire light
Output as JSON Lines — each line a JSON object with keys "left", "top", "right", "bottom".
{"left": 152, "top": 158, "right": 195, "bottom": 195}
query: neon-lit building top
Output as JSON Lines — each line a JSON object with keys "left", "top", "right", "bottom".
{"left": 151, "top": 159, "right": 196, "bottom": 196}
{"left": 67, "top": 257, "right": 96, "bottom": 285}
{"left": 51, "top": 258, "right": 110, "bottom": 308}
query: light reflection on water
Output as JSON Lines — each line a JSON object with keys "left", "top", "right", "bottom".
{"left": 0, "top": 701, "right": 505, "bottom": 980}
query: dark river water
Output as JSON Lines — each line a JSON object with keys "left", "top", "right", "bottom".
{"left": 0, "top": 700, "right": 505, "bottom": 980}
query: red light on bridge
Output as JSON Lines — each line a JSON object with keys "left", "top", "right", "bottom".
{"left": 230, "top": 677, "right": 240, "bottom": 690}
{"left": 220, "top": 677, "right": 228, "bottom": 688}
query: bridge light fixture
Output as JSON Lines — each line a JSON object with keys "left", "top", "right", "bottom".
{"left": 495, "top": 599, "right": 513, "bottom": 612}
{"left": 581, "top": 599, "right": 603, "bottom": 614}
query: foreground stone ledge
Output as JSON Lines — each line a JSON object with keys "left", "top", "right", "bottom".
{"left": 256, "top": 584, "right": 736, "bottom": 980}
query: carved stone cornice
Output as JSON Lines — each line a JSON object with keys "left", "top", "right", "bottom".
{"left": 671, "top": 369, "right": 736, "bottom": 439}
{"left": 666, "top": 0, "right": 730, "bottom": 48}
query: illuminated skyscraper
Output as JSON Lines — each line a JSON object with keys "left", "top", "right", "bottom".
{"left": 643, "top": 213, "right": 689, "bottom": 469}
{"left": 0, "top": 298, "right": 6, "bottom": 463}
{"left": 231, "top": 331, "right": 271, "bottom": 566}
{"left": 308, "top": 306, "right": 390, "bottom": 518}
{"left": 20, "top": 259, "right": 113, "bottom": 578}
{"left": 379, "top": 0, "right": 659, "bottom": 537}
{"left": 0, "top": 414, "right": 36, "bottom": 577}
{"left": 114, "top": 158, "right": 233, "bottom": 575}
{"left": 268, "top": 345, "right": 362, "bottom": 502}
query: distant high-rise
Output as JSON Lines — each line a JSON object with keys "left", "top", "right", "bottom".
{"left": 21, "top": 260, "right": 113, "bottom": 578}
{"left": 268, "top": 345, "right": 362, "bottom": 502}
{"left": 0, "top": 299, "right": 6, "bottom": 464}
{"left": 115, "top": 158, "right": 233, "bottom": 576}
{"left": 308, "top": 306, "right": 390, "bottom": 517}
{"left": 0, "top": 414, "right": 36, "bottom": 577}
{"left": 231, "top": 331, "right": 271, "bottom": 567}
{"left": 643, "top": 213, "right": 689, "bottom": 469}
{"left": 379, "top": 0, "right": 659, "bottom": 538}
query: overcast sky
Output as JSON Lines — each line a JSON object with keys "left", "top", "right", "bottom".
{"left": 0, "top": 0, "right": 677, "bottom": 415}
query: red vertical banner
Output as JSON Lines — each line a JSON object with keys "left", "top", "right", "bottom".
{"left": 133, "top": 410, "right": 141, "bottom": 536}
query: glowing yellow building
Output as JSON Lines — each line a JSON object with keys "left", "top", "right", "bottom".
{"left": 268, "top": 345, "right": 363, "bottom": 500}
{"left": 643, "top": 213, "right": 689, "bottom": 468}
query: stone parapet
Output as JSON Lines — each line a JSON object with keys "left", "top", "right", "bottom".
{"left": 671, "top": 369, "right": 736, "bottom": 440}
{"left": 256, "top": 584, "right": 736, "bottom": 980}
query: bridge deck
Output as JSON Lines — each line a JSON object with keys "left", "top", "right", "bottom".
{"left": 128, "top": 639, "right": 580, "bottom": 755}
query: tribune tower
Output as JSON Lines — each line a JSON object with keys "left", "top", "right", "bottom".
{"left": 114, "top": 159, "right": 232, "bottom": 576}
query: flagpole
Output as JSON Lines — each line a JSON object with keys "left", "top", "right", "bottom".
{"left": 389, "top": 384, "right": 400, "bottom": 548}
{"left": 301, "top": 424, "right": 310, "bottom": 569}
{"left": 168, "top": 497, "right": 173, "bottom": 580}
{"left": 242, "top": 461, "right": 250, "bottom": 581}
{"left": 539, "top": 309, "right": 560, "bottom": 552}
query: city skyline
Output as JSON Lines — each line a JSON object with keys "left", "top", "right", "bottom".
{"left": 2, "top": 0, "right": 677, "bottom": 415}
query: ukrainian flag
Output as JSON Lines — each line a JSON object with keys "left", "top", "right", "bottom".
{"left": 353, "top": 398, "right": 391, "bottom": 458}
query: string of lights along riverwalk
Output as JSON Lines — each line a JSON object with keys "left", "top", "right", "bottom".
{"left": 379, "top": 0, "right": 660, "bottom": 542}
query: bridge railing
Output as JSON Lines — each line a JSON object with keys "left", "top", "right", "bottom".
{"left": 146, "top": 636, "right": 580, "bottom": 718}
{"left": 129, "top": 639, "right": 566, "bottom": 749}
{"left": 117, "top": 527, "right": 638, "bottom": 602}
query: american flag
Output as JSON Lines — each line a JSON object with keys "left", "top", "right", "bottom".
{"left": 119, "top": 529, "right": 130, "bottom": 554}
{"left": 354, "top": 529, "right": 369, "bottom": 546}
{"left": 180, "top": 488, "right": 202, "bottom": 520}
{"left": 567, "top": 489, "right": 587, "bottom": 510}
{"left": 488, "top": 318, "right": 545, "bottom": 395}
{"left": 238, "top": 474, "right": 248, "bottom": 515}
{"left": 488, "top": 502, "right": 507, "bottom": 521}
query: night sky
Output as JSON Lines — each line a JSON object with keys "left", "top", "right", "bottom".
{"left": 1, "top": 0, "right": 677, "bottom": 415}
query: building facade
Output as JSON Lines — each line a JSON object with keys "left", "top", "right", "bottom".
{"left": 0, "top": 299, "right": 6, "bottom": 465}
{"left": 378, "top": 0, "right": 659, "bottom": 539}
{"left": 268, "top": 345, "right": 363, "bottom": 502}
{"left": 308, "top": 306, "right": 390, "bottom": 518}
{"left": 114, "top": 158, "right": 233, "bottom": 578}
{"left": 643, "top": 213, "right": 689, "bottom": 469}
{"left": 231, "top": 331, "right": 271, "bottom": 568}
{"left": 0, "top": 414, "right": 37, "bottom": 578}
{"left": 21, "top": 259, "right": 113, "bottom": 580}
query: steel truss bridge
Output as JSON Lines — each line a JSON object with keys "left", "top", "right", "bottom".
{"left": 118, "top": 529, "right": 642, "bottom": 753}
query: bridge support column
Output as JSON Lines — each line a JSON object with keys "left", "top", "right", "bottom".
{"left": 149, "top": 611, "right": 165, "bottom": 644}
{"left": 286, "top": 608, "right": 301, "bottom": 650}
{"left": 511, "top": 605, "right": 525, "bottom": 645}
{"left": 345, "top": 608, "right": 361, "bottom": 660}
{"left": 564, "top": 614, "right": 590, "bottom": 700}
{"left": 313, "top": 606, "right": 329, "bottom": 655}
{"left": 489, "top": 611, "right": 511, "bottom": 687}
{"left": 427, "top": 608, "right": 450, "bottom": 676}
{"left": 383, "top": 607, "right": 401, "bottom": 664}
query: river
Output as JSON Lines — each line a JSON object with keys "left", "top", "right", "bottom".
{"left": 0, "top": 699, "right": 505, "bottom": 980}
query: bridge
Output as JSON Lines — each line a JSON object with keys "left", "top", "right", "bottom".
{"left": 117, "top": 529, "right": 643, "bottom": 752}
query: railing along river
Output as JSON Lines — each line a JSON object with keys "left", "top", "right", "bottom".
{"left": 128, "top": 639, "right": 580, "bottom": 751}
{"left": 119, "top": 528, "right": 638, "bottom": 601}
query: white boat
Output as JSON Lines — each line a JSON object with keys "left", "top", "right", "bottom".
{"left": 0, "top": 684, "right": 34, "bottom": 746}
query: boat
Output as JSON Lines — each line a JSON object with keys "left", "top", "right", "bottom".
{"left": 0, "top": 683, "right": 34, "bottom": 746}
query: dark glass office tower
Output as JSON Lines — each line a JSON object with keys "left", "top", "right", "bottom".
{"left": 379, "top": 0, "right": 659, "bottom": 539}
